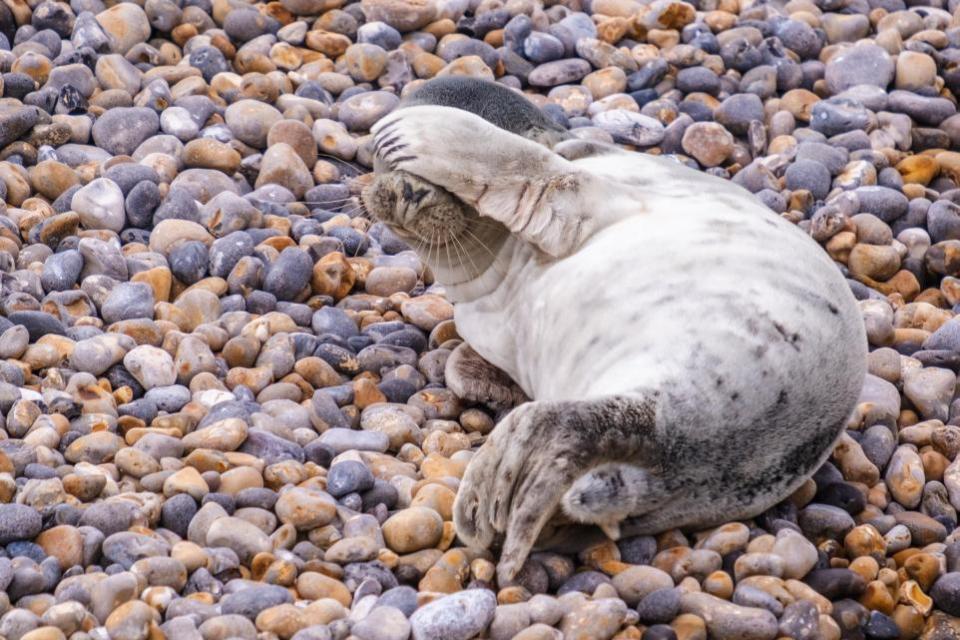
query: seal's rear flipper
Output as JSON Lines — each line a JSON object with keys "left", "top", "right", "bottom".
{"left": 445, "top": 342, "right": 528, "bottom": 411}
{"left": 453, "top": 392, "right": 665, "bottom": 584}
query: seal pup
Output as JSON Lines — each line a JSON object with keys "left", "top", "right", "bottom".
{"left": 363, "top": 79, "right": 867, "bottom": 584}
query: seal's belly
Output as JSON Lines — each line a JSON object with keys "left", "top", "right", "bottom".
{"left": 478, "top": 198, "right": 865, "bottom": 439}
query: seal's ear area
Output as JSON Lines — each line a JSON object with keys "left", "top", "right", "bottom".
{"left": 552, "top": 138, "right": 627, "bottom": 161}
{"left": 524, "top": 125, "right": 574, "bottom": 150}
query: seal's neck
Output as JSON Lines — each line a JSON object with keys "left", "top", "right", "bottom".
{"left": 426, "top": 218, "right": 518, "bottom": 303}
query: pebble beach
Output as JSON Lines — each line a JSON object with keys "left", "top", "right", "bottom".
{"left": 0, "top": 0, "right": 958, "bottom": 636}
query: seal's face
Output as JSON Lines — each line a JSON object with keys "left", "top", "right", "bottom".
{"left": 362, "top": 171, "right": 469, "bottom": 246}
{"left": 362, "top": 170, "right": 509, "bottom": 283}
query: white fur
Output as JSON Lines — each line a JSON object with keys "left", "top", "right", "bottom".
{"left": 372, "top": 105, "right": 868, "bottom": 578}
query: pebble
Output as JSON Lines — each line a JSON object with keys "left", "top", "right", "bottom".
{"left": 824, "top": 44, "right": 894, "bottom": 95}
{"left": 409, "top": 589, "right": 497, "bottom": 640}
{"left": 382, "top": 506, "right": 443, "bottom": 553}
{"left": 611, "top": 565, "right": 673, "bottom": 605}
{"left": 91, "top": 107, "right": 159, "bottom": 156}
{"left": 0, "top": 0, "right": 950, "bottom": 637}
{"left": 593, "top": 110, "right": 664, "bottom": 146}
{"left": 353, "top": 605, "right": 410, "bottom": 640}
{"left": 680, "top": 592, "right": 778, "bottom": 640}
{"left": 123, "top": 345, "right": 176, "bottom": 390}
{"left": 0, "top": 504, "right": 43, "bottom": 544}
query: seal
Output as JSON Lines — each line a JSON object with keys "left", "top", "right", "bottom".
{"left": 362, "top": 78, "right": 867, "bottom": 584}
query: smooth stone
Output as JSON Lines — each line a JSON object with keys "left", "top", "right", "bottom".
{"left": 0, "top": 504, "right": 42, "bottom": 544}
{"left": 91, "top": 107, "right": 160, "bottom": 156}
{"left": 409, "top": 589, "right": 496, "bottom": 640}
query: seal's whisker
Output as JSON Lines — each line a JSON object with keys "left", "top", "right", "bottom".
{"left": 315, "top": 152, "right": 365, "bottom": 171}
{"left": 453, "top": 231, "right": 480, "bottom": 277}
{"left": 429, "top": 231, "right": 440, "bottom": 273}
{"left": 463, "top": 228, "right": 503, "bottom": 270}
{"left": 413, "top": 236, "right": 429, "bottom": 277}
{"left": 302, "top": 200, "right": 362, "bottom": 211}
{"left": 443, "top": 228, "right": 453, "bottom": 272}
{"left": 336, "top": 204, "right": 367, "bottom": 217}
{"left": 422, "top": 231, "right": 436, "bottom": 272}
{"left": 302, "top": 197, "right": 356, "bottom": 205}
{"left": 431, "top": 230, "right": 441, "bottom": 269}
{"left": 348, "top": 202, "right": 372, "bottom": 217}
{"left": 449, "top": 230, "right": 465, "bottom": 272}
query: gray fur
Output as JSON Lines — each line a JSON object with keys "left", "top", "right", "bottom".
{"left": 400, "top": 77, "right": 570, "bottom": 148}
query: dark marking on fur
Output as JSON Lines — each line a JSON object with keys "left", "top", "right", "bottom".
{"left": 373, "top": 120, "right": 399, "bottom": 148}
{"left": 400, "top": 77, "right": 569, "bottom": 144}
{"left": 772, "top": 322, "right": 802, "bottom": 352}
{"left": 390, "top": 154, "right": 417, "bottom": 167}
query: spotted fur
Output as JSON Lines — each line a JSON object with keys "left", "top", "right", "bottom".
{"left": 362, "top": 83, "right": 867, "bottom": 584}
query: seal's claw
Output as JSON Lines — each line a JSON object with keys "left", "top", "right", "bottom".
{"left": 460, "top": 401, "right": 582, "bottom": 582}
{"left": 488, "top": 410, "right": 534, "bottom": 533}
{"left": 497, "top": 465, "right": 571, "bottom": 584}
{"left": 375, "top": 136, "right": 404, "bottom": 159}
{"left": 454, "top": 441, "right": 499, "bottom": 550}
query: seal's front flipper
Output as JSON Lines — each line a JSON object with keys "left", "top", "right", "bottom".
{"left": 453, "top": 393, "right": 666, "bottom": 584}
{"left": 370, "top": 105, "right": 596, "bottom": 258}
{"left": 445, "top": 342, "right": 528, "bottom": 412}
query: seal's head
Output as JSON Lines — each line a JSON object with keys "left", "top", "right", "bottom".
{"left": 362, "top": 77, "right": 572, "bottom": 285}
